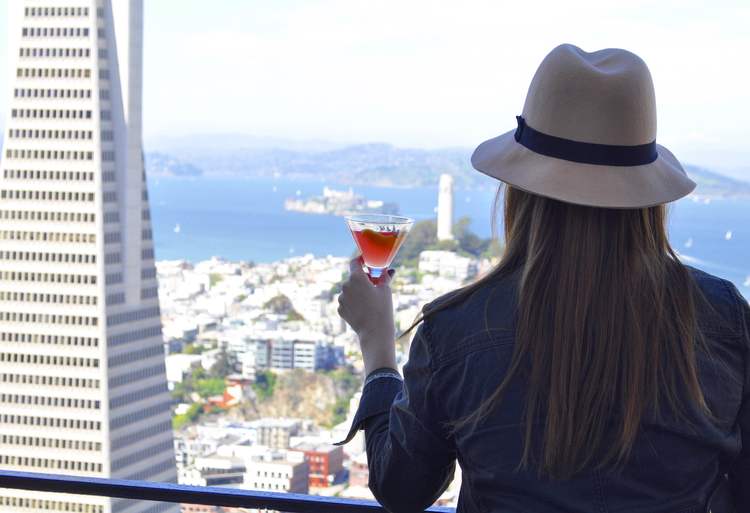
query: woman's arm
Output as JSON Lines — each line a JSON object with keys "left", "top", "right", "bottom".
{"left": 337, "top": 258, "right": 457, "bottom": 512}
{"left": 361, "top": 323, "right": 457, "bottom": 513}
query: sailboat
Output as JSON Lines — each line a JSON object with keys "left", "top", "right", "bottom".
{"left": 725, "top": 230, "right": 733, "bottom": 241}
{"left": 684, "top": 237, "right": 693, "bottom": 249}
{"left": 174, "top": 223, "right": 181, "bottom": 234}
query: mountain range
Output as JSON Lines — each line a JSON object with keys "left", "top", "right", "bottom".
{"left": 0, "top": 132, "right": 746, "bottom": 196}
{"left": 144, "top": 136, "right": 750, "bottom": 197}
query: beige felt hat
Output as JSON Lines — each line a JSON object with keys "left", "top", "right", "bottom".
{"left": 471, "top": 44, "right": 695, "bottom": 208}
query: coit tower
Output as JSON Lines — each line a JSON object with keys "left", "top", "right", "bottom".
{"left": 437, "top": 173, "right": 454, "bottom": 241}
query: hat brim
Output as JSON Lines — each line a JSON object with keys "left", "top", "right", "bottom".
{"left": 471, "top": 129, "right": 696, "bottom": 208}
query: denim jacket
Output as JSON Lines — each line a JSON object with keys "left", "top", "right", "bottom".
{"left": 338, "top": 267, "right": 750, "bottom": 513}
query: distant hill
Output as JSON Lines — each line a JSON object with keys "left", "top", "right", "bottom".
{"left": 145, "top": 152, "right": 203, "bottom": 178}
{"left": 683, "top": 164, "right": 750, "bottom": 197}
{"left": 144, "top": 140, "right": 495, "bottom": 188}
{"left": 144, "top": 138, "right": 750, "bottom": 197}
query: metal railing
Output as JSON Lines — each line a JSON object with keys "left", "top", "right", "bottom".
{"left": 0, "top": 470, "right": 455, "bottom": 513}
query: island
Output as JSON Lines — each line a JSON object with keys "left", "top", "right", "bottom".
{"left": 284, "top": 186, "right": 399, "bottom": 216}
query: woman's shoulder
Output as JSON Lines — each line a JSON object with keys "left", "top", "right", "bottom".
{"left": 418, "top": 271, "right": 520, "bottom": 361}
{"left": 686, "top": 265, "right": 747, "bottom": 337}
{"left": 424, "top": 271, "right": 519, "bottom": 315}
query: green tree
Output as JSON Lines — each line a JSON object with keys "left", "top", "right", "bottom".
{"left": 323, "top": 368, "right": 361, "bottom": 427}
{"left": 191, "top": 366, "right": 208, "bottom": 382}
{"left": 172, "top": 402, "right": 202, "bottom": 430}
{"left": 392, "top": 219, "right": 437, "bottom": 267}
{"left": 326, "top": 368, "right": 359, "bottom": 392}
{"left": 171, "top": 381, "right": 189, "bottom": 402}
{"left": 455, "top": 216, "right": 490, "bottom": 256}
{"left": 252, "top": 370, "right": 277, "bottom": 401}
{"left": 183, "top": 343, "right": 205, "bottom": 355}
{"left": 482, "top": 238, "right": 504, "bottom": 260}
{"left": 432, "top": 239, "right": 459, "bottom": 252}
{"left": 330, "top": 397, "right": 350, "bottom": 427}
{"left": 209, "top": 273, "right": 223, "bottom": 287}
{"left": 194, "top": 377, "right": 226, "bottom": 398}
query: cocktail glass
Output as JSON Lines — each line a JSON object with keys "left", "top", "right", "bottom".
{"left": 345, "top": 214, "right": 413, "bottom": 284}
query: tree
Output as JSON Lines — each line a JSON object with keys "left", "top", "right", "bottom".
{"left": 209, "top": 273, "right": 223, "bottom": 287}
{"left": 286, "top": 310, "right": 305, "bottom": 322}
{"left": 183, "top": 343, "right": 205, "bottom": 355}
{"left": 252, "top": 370, "right": 277, "bottom": 401}
{"left": 455, "top": 217, "right": 490, "bottom": 257}
{"left": 194, "top": 377, "right": 226, "bottom": 398}
{"left": 482, "top": 238, "right": 504, "bottom": 260}
{"left": 263, "top": 294, "right": 295, "bottom": 315}
{"left": 330, "top": 398, "right": 350, "bottom": 427}
{"left": 172, "top": 402, "right": 202, "bottom": 430}
{"left": 191, "top": 366, "right": 208, "bottom": 382}
{"left": 392, "top": 219, "right": 437, "bottom": 267}
{"left": 210, "top": 349, "right": 234, "bottom": 378}
{"left": 392, "top": 217, "right": 498, "bottom": 267}
{"left": 171, "top": 381, "right": 189, "bottom": 402}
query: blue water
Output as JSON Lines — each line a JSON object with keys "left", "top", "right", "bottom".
{"left": 147, "top": 177, "right": 750, "bottom": 298}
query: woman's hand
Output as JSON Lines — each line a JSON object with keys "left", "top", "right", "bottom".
{"left": 338, "top": 257, "right": 397, "bottom": 375}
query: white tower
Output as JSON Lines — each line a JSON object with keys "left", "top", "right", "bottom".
{"left": 437, "top": 174, "right": 454, "bottom": 241}
{"left": 0, "top": 3, "right": 178, "bottom": 513}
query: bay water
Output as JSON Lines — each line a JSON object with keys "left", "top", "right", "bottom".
{"left": 147, "top": 177, "right": 750, "bottom": 298}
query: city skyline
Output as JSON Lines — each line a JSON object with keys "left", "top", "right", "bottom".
{"left": 0, "top": 0, "right": 749, "bottom": 176}
{"left": 0, "top": 2, "right": 177, "bottom": 513}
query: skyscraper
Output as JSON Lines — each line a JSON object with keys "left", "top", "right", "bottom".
{"left": 0, "top": 3, "right": 177, "bottom": 513}
{"left": 437, "top": 173, "right": 454, "bottom": 241}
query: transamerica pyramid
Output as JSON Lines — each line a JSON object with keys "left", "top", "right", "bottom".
{"left": 0, "top": 2, "right": 178, "bottom": 513}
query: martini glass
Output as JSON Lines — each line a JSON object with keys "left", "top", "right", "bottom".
{"left": 345, "top": 214, "right": 413, "bottom": 284}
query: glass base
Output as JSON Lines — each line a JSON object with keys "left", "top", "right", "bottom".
{"left": 367, "top": 266, "right": 385, "bottom": 279}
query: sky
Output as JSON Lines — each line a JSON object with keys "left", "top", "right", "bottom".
{"left": 0, "top": 0, "right": 748, "bottom": 175}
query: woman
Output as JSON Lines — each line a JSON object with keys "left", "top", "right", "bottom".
{"left": 336, "top": 44, "right": 749, "bottom": 513}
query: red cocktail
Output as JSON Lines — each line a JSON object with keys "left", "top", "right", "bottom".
{"left": 345, "top": 214, "right": 413, "bottom": 283}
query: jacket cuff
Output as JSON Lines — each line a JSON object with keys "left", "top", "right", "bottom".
{"left": 364, "top": 367, "right": 401, "bottom": 387}
{"left": 333, "top": 375, "right": 403, "bottom": 446}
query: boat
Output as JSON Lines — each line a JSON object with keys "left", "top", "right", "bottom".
{"left": 684, "top": 237, "right": 693, "bottom": 249}
{"left": 725, "top": 230, "right": 733, "bottom": 241}
{"left": 174, "top": 223, "right": 181, "bottom": 234}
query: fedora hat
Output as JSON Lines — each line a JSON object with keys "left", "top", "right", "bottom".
{"left": 471, "top": 44, "right": 695, "bottom": 208}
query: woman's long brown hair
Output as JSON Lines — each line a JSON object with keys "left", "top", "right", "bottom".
{"left": 405, "top": 185, "right": 709, "bottom": 479}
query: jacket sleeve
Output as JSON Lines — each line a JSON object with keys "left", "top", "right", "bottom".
{"left": 341, "top": 322, "right": 457, "bottom": 513}
{"left": 728, "top": 285, "right": 750, "bottom": 510}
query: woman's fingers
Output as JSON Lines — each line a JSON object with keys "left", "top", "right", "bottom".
{"left": 349, "top": 255, "right": 365, "bottom": 275}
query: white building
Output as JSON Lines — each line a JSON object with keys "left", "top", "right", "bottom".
{"left": 249, "top": 418, "right": 302, "bottom": 450}
{"left": 243, "top": 451, "right": 309, "bottom": 494}
{"left": 165, "top": 354, "right": 202, "bottom": 386}
{"left": 183, "top": 454, "right": 246, "bottom": 487}
{"left": 437, "top": 174, "right": 454, "bottom": 241}
{"left": 239, "top": 350, "right": 256, "bottom": 381}
{"left": 0, "top": 3, "right": 177, "bottom": 513}
{"left": 419, "top": 250, "right": 478, "bottom": 282}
